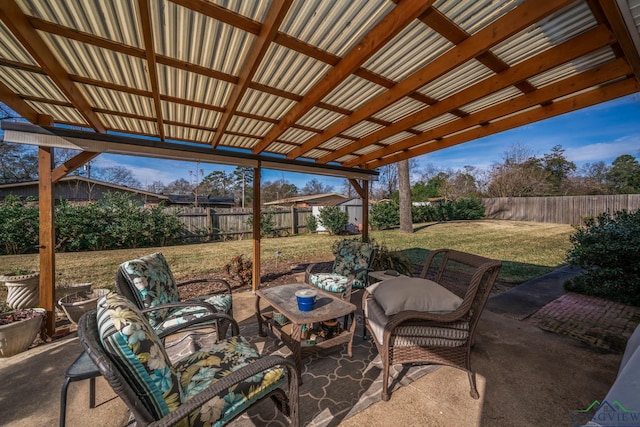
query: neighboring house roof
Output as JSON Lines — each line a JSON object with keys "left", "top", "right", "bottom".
{"left": 165, "top": 195, "right": 235, "bottom": 207}
{"left": 0, "top": 176, "right": 168, "bottom": 201}
{"left": 264, "top": 193, "right": 348, "bottom": 206}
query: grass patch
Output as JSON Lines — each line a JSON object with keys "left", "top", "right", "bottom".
{"left": 0, "top": 219, "right": 574, "bottom": 302}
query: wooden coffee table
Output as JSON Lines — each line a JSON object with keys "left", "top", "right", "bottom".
{"left": 255, "top": 283, "right": 357, "bottom": 383}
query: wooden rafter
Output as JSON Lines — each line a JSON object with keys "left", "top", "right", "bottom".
{"left": 52, "top": 151, "right": 100, "bottom": 182}
{"left": 365, "top": 77, "right": 640, "bottom": 169}
{"left": 0, "top": 80, "right": 40, "bottom": 123}
{"left": 285, "top": 0, "right": 574, "bottom": 160}
{"left": 322, "top": 25, "right": 615, "bottom": 164}
{"left": 210, "top": 0, "right": 292, "bottom": 148}
{"left": 0, "top": 0, "right": 105, "bottom": 132}
{"left": 251, "top": 0, "right": 438, "bottom": 155}
{"left": 138, "top": 0, "right": 165, "bottom": 141}
{"left": 598, "top": 0, "right": 640, "bottom": 82}
{"left": 348, "top": 58, "right": 631, "bottom": 168}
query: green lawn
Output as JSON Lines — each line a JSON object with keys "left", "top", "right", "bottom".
{"left": 0, "top": 219, "right": 575, "bottom": 301}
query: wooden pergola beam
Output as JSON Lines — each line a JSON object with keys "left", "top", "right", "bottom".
{"left": 366, "top": 77, "right": 640, "bottom": 169}
{"left": 284, "top": 0, "right": 574, "bottom": 160}
{"left": 327, "top": 24, "right": 615, "bottom": 164}
{"left": 52, "top": 152, "right": 100, "bottom": 183}
{"left": 138, "top": 0, "right": 165, "bottom": 141}
{"left": 210, "top": 0, "right": 292, "bottom": 148}
{"left": 251, "top": 0, "right": 437, "bottom": 155}
{"left": 350, "top": 58, "right": 631, "bottom": 168}
{"left": 0, "top": 0, "right": 105, "bottom": 133}
{"left": 598, "top": 0, "right": 640, "bottom": 82}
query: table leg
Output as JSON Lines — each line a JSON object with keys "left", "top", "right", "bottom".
{"left": 255, "top": 295, "right": 266, "bottom": 337}
{"left": 347, "top": 312, "right": 357, "bottom": 357}
{"left": 290, "top": 323, "right": 303, "bottom": 385}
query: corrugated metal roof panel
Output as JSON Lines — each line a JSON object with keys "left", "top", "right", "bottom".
{"left": 0, "top": 22, "right": 36, "bottom": 64}
{"left": 435, "top": 0, "right": 523, "bottom": 35}
{"left": 165, "top": 124, "right": 213, "bottom": 143}
{"left": 280, "top": 127, "right": 318, "bottom": 143}
{"left": 40, "top": 34, "right": 148, "bottom": 89}
{"left": 157, "top": 64, "right": 232, "bottom": 106}
{"left": 267, "top": 141, "right": 295, "bottom": 155}
{"left": 491, "top": 2, "right": 596, "bottom": 66}
{"left": 80, "top": 84, "right": 155, "bottom": 117}
{"left": 322, "top": 75, "right": 385, "bottom": 111}
{"left": 378, "top": 131, "right": 414, "bottom": 146}
{"left": 99, "top": 113, "right": 157, "bottom": 135}
{"left": 238, "top": 88, "right": 296, "bottom": 120}
{"left": 253, "top": 43, "right": 330, "bottom": 95}
{"left": 363, "top": 20, "right": 452, "bottom": 81}
{"left": 413, "top": 113, "right": 458, "bottom": 132}
{"left": 305, "top": 148, "right": 330, "bottom": 159}
{"left": 18, "top": 0, "right": 142, "bottom": 47}
{"left": 280, "top": 0, "right": 391, "bottom": 56}
{"left": 227, "top": 116, "right": 272, "bottom": 137}
{"left": 419, "top": 59, "right": 492, "bottom": 100}
{"left": 0, "top": 66, "right": 68, "bottom": 100}
{"left": 631, "top": 0, "right": 640, "bottom": 33}
{"left": 25, "top": 100, "right": 86, "bottom": 124}
{"left": 208, "top": 0, "right": 269, "bottom": 21}
{"left": 528, "top": 47, "right": 616, "bottom": 88}
{"left": 161, "top": 101, "right": 219, "bottom": 128}
{"left": 220, "top": 133, "right": 259, "bottom": 150}
{"left": 461, "top": 86, "right": 521, "bottom": 114}
{"left": 318, "top": 136, "right": 351, "bottom": 151}
{"left": 374, "top": 97, "right": 427, "bottom": 123}
{"left": 151, "top": 1, "right": 254, "bottom": 76}
{"left": 353, "top": 143, "right": 383, "bottom": 156}
{"left": 296, "top": 107, "right": 344, "bottom": 129}
{"left": 342, "top": 121, "right": 383, "bottom": 138}
{"left": 335, "top": 154, "right": 358, "bottom": 163}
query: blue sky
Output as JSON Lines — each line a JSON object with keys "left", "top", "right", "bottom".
{"left": 93, "top": 92, "right": 639, "bottom": 191}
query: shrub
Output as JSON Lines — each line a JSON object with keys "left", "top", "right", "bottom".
{"left": 246, "top": 209, "right": 277, "bottom": 237}
{"left": 370, "top": 201, "right": 399, "bottom": 230}
{"left": 224, "top": 254, "right": 252, "bottom": 286}
{"left": 565, "top": 209, "right": 640, "bottom": 306}
{"left": 318, "top": 206, "right": 349, "bottom": 235}
{"left": 306, "top": 214, "right": 318, "bottom": 233}
{"left": 0, "top": 196, "right": 39, "bottom": 255}
{"left": 369, "top": 239, "right": 414, "bottom": 276}
{"left": 448, "top": 198, "right": 485, "bottom": 220}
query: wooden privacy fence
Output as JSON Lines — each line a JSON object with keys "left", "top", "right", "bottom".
{"left": 164, "top": 206, "right": 313, "bottom": 241}
{"left": 482, "top": 194, "right": 640, "bottom": 225}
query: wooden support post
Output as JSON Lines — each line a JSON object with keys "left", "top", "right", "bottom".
{"left": 38, "top": 147, "right": 56, "bottom": 336}
{"left": 252, "top": 166, "right": 261, "bottom": 292}
{"left": 362, "top": 180, "right": 369, "bottom": 243}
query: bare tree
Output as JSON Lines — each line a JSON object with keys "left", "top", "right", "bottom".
{"left": 485, "top": 144, "right": 548, "bottom": 197}
{"left": 301, "top": 178, "right": 334, "bottom": 195}
{"left": 398, "top": 159, "right": 413, "bottom": 233}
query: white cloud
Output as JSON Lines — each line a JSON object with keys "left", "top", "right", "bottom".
{"left": 564, "top": 135, "right": 640, "bottom": 163}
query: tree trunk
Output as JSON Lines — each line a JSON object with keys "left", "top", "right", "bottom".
{"left": 398, "top": 159, "right": 413, "bottom": 233}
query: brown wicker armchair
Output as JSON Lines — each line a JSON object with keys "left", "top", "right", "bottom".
{"left": 363, "top": 248, "right": 501, "bottom": 401}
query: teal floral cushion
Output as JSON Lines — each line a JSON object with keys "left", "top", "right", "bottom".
{"left": 175, "top": 335, "right": 285, "bottom": 427}
{"left": 120, "top": 252, "right": 181, "bottom": 328}
{"left": 97, "top": 292, "right": 182, "bottom": 419}
{"left": 155, "top": 294, "right": 233, "bottom": 336}
{"left": 332, "top": 240, "right": 374, "bottom": 286}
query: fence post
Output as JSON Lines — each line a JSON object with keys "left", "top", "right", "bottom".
{"left": 291, "top": 205, "right": 297, "bottom": 235}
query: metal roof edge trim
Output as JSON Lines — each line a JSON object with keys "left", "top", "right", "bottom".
{"left": 1, "top": 122, "right": 378, "bottom": 180}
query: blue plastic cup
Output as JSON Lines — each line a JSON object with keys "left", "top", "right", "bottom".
{"left": 295, "top": 289, "right": 317, "bottom": 311}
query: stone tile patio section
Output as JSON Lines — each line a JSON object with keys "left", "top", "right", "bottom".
{"left": 527, "top": 292, "right": 640, "bottom": 353}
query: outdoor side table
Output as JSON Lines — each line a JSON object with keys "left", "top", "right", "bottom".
{"left": 255, "top": 283, "right": 357, "bottom": 384}
{"left": 59, "top": 351, "right": 101, "bottom": 427}
{"left": 368, "top": 270, "right": 409, "bottom": 283}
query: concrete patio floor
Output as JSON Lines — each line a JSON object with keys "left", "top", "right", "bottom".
{"left": 0, "top": 281, "right": 625, "bottom": 427}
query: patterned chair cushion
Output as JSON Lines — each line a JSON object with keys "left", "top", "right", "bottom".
{"left": 120, "top": 252, "right": 181, "bottom": 328}
{"left": 97, "top": 292, "right": 182, "bottom": 419}
{"left": 308, "top": 273, "right": 349, "bottom": 293}
{"left": 366, "top": 297, "right": 469, "bottom": 347}
{"left": 332, "top": 240, "right": 374, "bottom": 288}
{"left": 155, "top": 294, "right": 233, "bottom": 336}
{"left": 175, "top": 336, "right": 286, "bottom": 427}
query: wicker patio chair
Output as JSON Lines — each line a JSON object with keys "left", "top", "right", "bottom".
{"left": 363, "top": 248, "right": 501, "bottom": 401}
{"left": 78, "top": 292, "right": 299, "bottom": 427}
{"left": 305, "top": 239, "right": 376, "bottom": 301}
{"left": 115, "top": 252, "right": 234, "bottom": 339}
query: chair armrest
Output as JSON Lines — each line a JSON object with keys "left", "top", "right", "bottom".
{"left": 304, "top": 262, "right": 321, "bottom": 283}
{"left": 176, "top": 277, "right": 232, "bottom": 294}
{"left": 149, "top": 355, "right": 299, "bottom": 427}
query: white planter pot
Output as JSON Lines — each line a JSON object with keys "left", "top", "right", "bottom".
{"left": 55, "top": 283, "right": 92, "bottom": 311}
{"left": 0, "top": 308, "right": 45, "bottom": 357}
{"left": 59, "top": 288, "right": 109, "bottom": 324}
{"left": 1, "top": 273, "right": 40, "bottom": 309}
